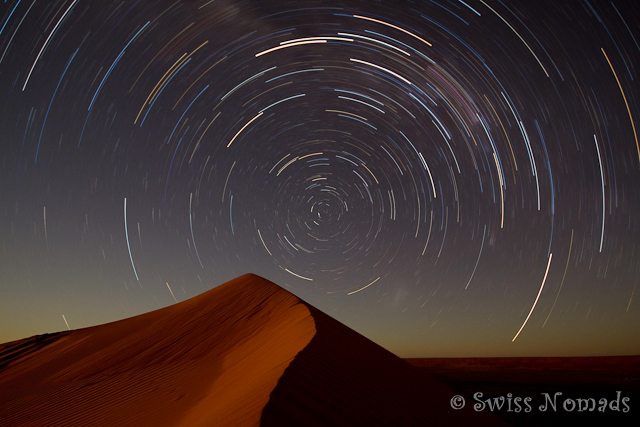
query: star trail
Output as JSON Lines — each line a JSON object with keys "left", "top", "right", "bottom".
{"left": 1, "top": 0, "right": 639, "bottom": 357}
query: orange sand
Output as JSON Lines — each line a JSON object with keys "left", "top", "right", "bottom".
{"left": 1, "top": 274, "right": 507, "bottom": 426}
{"left": 1, "top": 275, "right": 314, "bottom": 426}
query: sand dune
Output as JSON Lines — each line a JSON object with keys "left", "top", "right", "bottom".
{"left": 0, "top": 274, "right": 507, "bottom": 426}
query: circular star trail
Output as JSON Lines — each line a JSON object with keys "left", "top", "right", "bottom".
{"left": 1, "top": 0, "right": 639, "bottom": 357}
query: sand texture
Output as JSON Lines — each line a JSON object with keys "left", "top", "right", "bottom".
{"left": 1, "top": 274, "right": 507, "bottom": 426}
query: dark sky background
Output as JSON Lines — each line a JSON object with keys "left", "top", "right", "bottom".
{"left": 1, "top": 0, "right": 639, "bottom": 357}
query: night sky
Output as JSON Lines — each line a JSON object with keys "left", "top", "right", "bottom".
{"left": 1, "top": 0, "right": 639, "bottom": 358}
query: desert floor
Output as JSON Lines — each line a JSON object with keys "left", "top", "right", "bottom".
{"left": 407, "top": 356, "right": 640, "bottom": 426}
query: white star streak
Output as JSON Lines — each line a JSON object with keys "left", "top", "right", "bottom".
{"left": 166, "top": 282, "right": 178, "bottom": 303}
{"left": 352, "top": 15, "right": 432, "bottom": 47}
{"left": 348, "top": 277, "right": 381, "bottom": 295}
{"left": 512, "top": 253, "right": 553, "bottom": 342}
{"left": 190, "top": 193, "right": 204, "bottom": 268}
{"left": 465, "top": 225, "right": 486, "bottom": 289}
{"left": 283, "top": 268, "right": 313, "bottom": 281}
{"left": 594, "top": 134, "right": 605, "bottom": 252}
{"left": 62, "top": 314, "right": 70, "bottom": 330}
{"left": 124, "top": 197, "right": 140, "bottom": 282}
{"left": 350, "top": 58, "right": 412, "bottom": 85}
{"left": 22, "top": 0, "right": 79, "bottom": 91}
{"left": 255, "top": 40, "right": 327, "bottom": 57}
{"left": 227, "top": 112, "right": 263, "bottom": 148}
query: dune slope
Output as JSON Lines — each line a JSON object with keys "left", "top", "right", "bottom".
{"left": 1, "top": 274, "right": 507, "bottom": 426}
{"left": 0, "top": 274, "right": 315, "bottom": 427}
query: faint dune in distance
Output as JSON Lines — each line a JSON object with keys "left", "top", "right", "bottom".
{"left": 0, "top": 274, "right": 507, "bottom": 426}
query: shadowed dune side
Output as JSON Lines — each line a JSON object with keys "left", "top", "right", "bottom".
{"left": 0, "top": 274, "right": 315, "bottom": 427}
{"left": 261, "top": 303, "right": 510, "bottom": 426}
